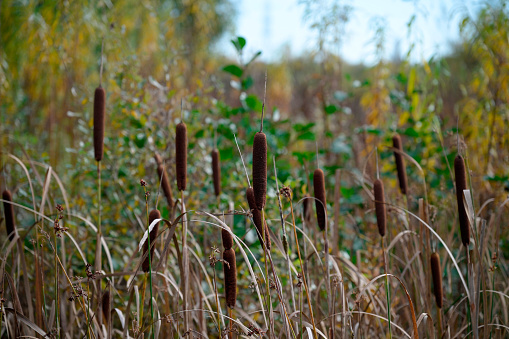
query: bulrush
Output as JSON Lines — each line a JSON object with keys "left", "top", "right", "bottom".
{"left": 454, "top": 155, "right": 470, "bottom": 246}
{"left": 430, "top": 252, "right": 443, "bottom": 309}
{"left": 102, "top": 290, "right": 111, "bottom": 326}
{"left": 93, "top": 86, "right": 106, "bottom": 162}
{"left": 176, "top": 122, "right": 188, "bottom": 191}
{"left": 212, "top": 148, "right": 221, "bottom": 197}
{"left": 142, "top": 209, "right": 161, "bottom": 272}
{"left": 313, "top": 169, "right": 327, "bottom": 231}
{"left": 373, "top": 179, "right": 386, "bottom": 237}
{"left": 392, "top": 134, "right": 408, "bottom": 195}
{"left": 246, "top": 187, "right": 271, "bottom": 249}
{"left": 154, "top": 153, "right": 174, "bottom": 208}
{"left": 221, "top": 228, "right": 233, "bottom": 250}
{"left": 252, "top": 131, "right": 267, "bottom": 210}
{"left": 223, "top": 248, "right": 237, "bottom": 308}
{"left": 2, "top": 190, "right": 16, "bottom": 241}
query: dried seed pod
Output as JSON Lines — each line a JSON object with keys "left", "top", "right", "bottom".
{"left": 302, "top": 193, "right": 311, "bottom": 221}
{"left": 454, "top": 155, "right": 470, "bottom": 246}
{"left": 252, "top": 132, "right": 267, "bottom": 210}
{"left": 313, "top": 169, "right": 327, "bottom": 231}
{"left": 373, "top": 179, "right": 386, "bottom": 237}
{"left": 142, "top": 209, "right": 161, "bottom": 272}
{"left": 2, "top": 190, "right": 16, "bottom": 241}
{"left": 223, "top": 248, "right": 237, "bottom": 308}
{"left": 154, "top": 154, "right": 174, "bottom": 209}
{"left": 263, "top": 220, "right": 271, "bottom": 251}
{"left": 212, "top": 149, "right": 221, "bottom": 197}
{"left": 246, "top": 187, "right": 270, "bottom": 249}
{"left": 430, "top": 252, "right": 443, "bottom": 309}
{"left": 176, "top": 122, "right": 188, "bottom": 191}
{"left": 221, "top": 228, "right": 233, "bottom": 250}
{"left": 102, "top": 290, "right": 111, "bottom": 326}
{"left": 93, "top": 86, "right": 106, "bottom": 162}
{"left": 392, "top": 134, "right": 408, "bottom": 195}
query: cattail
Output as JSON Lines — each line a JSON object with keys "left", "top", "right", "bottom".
{"left": 2, "top": 190, "right": 16, "bottom": 241}
{"left": 142, "top": 209, "right": 161, "bottom": 272}
{"left": 102, "top": 290, "right": 111, "bottom": 326}
{"left": 212, "top": 149, "right": 221, "bottom": 197}
{"left": 392, "top": 134, "right": 408, "bottom": 195}
{"left": 221, "top": 228, "right": 233, "bottom": 250}
{"left": 302, "top": 194, "right": 311, "bottom": 220}
{"left": 313, "top": 169, "right": 327, "bottom": 231}
{"left": 176, "top": 122, "right": 187, "bottom": 191}
{"left": 373, "top": 179, "right": 386, "bottom": 237}
{"left": 223, "top": 248, "right": 237, "bottom": 308}
{"left": 430, "top": 252, "right": 443, "bottom": 308}
{"left": 454, "top": 155, "right": 470, "bottom": 246}
{"left": 154, "top": 154, "right": 174, "bottom": 208}
{"left": 93, "top": 86, "right": 106, "bottom": 162}
{"left": 246, "top": 187, "right": 271, "bottom": 249}
{"left": 252, "top": 132, "right": 267, "bottom": 210}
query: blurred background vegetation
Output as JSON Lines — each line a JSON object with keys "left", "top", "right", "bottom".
{"left": 1, "top": 0, "right": 509, "bottom": 263}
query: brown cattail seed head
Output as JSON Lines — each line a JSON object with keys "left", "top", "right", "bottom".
{"left": 454, "top": 155, "right": 470, "bottom": 246}
{"left": 154, "top": 154, "right": 174, "bottom": 209}
{"left": 252, "top": 132, "right": 267, "bottom": 210}
{"left": 2, "top": 190, "right": 16, "bottom": 241}
{"left": 221, "top": 228, "right": 233, "bottom": 250}
{"left": 247, "top": 187, "right": 270, "bottom": 249}
{"left": 313, "top": 169, "right": 327, "bottom": 231}
{"left": 223, "top": 248, "right": 237, "bottom": 308}
{"left": 373, "top": 179, "right": 386, "bottom": 237}
{"left": 392, "top": 134, "right": 408, "bottom": 195}
{"left": 176, "top": 122, "right": 188, "bottom": 191}
{"left": 142, "top": 209, "right": 161, "bottom": 272}
{"left": 430, "top": 252, "right": 443, "bottom": 309}
{"left": 102, "top": 290, "right": 111, "bottom": 326}
{"left": 212, "top": 149, "right": 221, "bottom": 197}
{"left": 303, "top": 193, "right": 311, "bottom": 221}
{"left": 93, "top": 87, "right": 106, "bottom": 162}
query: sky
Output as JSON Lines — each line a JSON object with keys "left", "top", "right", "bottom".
{"left": 219, "top": 0, "right": 481, "bottom": 65}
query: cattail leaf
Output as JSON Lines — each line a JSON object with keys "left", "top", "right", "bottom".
{"left": 114, "top": 308, "right": 126, "bottom": 329}
{"left": 138, "top": 218, "right": 163, "bottom": 252}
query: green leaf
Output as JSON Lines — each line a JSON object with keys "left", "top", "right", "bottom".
{"left": 222, "top": 65, "right": 243, "bottom": 78}
{"left": 325, "top": 104, "right": 337, "bottom": 114}
{"left": 244, "top": 95, "right": 263, "bottom": 112}
{"left": 292, "top": 122, "right": 315, "bottom": 133}
{"left": 232, "top": 37, "right": 246, "bottom": 52}
{"left": 242, "top": 76, "right": 253, "bottom": 90}
{"left": 297, "top": 131, "right": 316, "bottom": 141}
{"left": 245, "top": 51, "right": 262, "bottom": 67}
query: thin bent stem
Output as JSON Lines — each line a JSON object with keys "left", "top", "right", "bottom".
{"left": 144, "top": 187, "right": 155, "bottom": 339}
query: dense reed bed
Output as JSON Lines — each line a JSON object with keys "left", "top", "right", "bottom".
{"left": 1, "top": 79, "right": 508, "bottom": 339}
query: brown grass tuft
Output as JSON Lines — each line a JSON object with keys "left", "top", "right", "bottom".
{"left": 223, "top": 248, "right": 237, "bottom": 308}
{"left": 142, "top": 209, "right": 161, "bottom": 272}
{"left": 176, "top": 122, "right": 188, "bottom": 191}
{"left": 392, "top": 134, "right": 408, "bottom": 195}
{"left": 313, "top": 169, "right": 327, "bottom": 231}
{"left": 212, "top": 149, "right": 221, "bottom": 197}
{"left": 154, "top": 153, "right": 174, "bottom": 209}
{"left": 2, "top": 190, "right": 16, "bottom": 241}
{"left": 373, "top": 179, "right": 386, "bottom": 237}
{"left": 430, "top": 252, "right": 443, "bottom": 308}
{"left": 252, "top": 132, "right": 267, "bottom": 210}
{"left": 454, "top": 155, "right": 470, "bottom": 246}
{"left": 93, "top": 86, "right": 106, "bottom": 162}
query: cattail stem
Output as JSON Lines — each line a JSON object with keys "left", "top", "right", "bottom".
{"left": 289, "top": 201, "right": 318, "bottom": 339}
{"left": 382, "top": 237, "right": 392, "bottom": 338}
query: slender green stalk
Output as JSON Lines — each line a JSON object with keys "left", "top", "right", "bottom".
{"left": 382, "top": 237, "right": 392, "bottom": 338}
